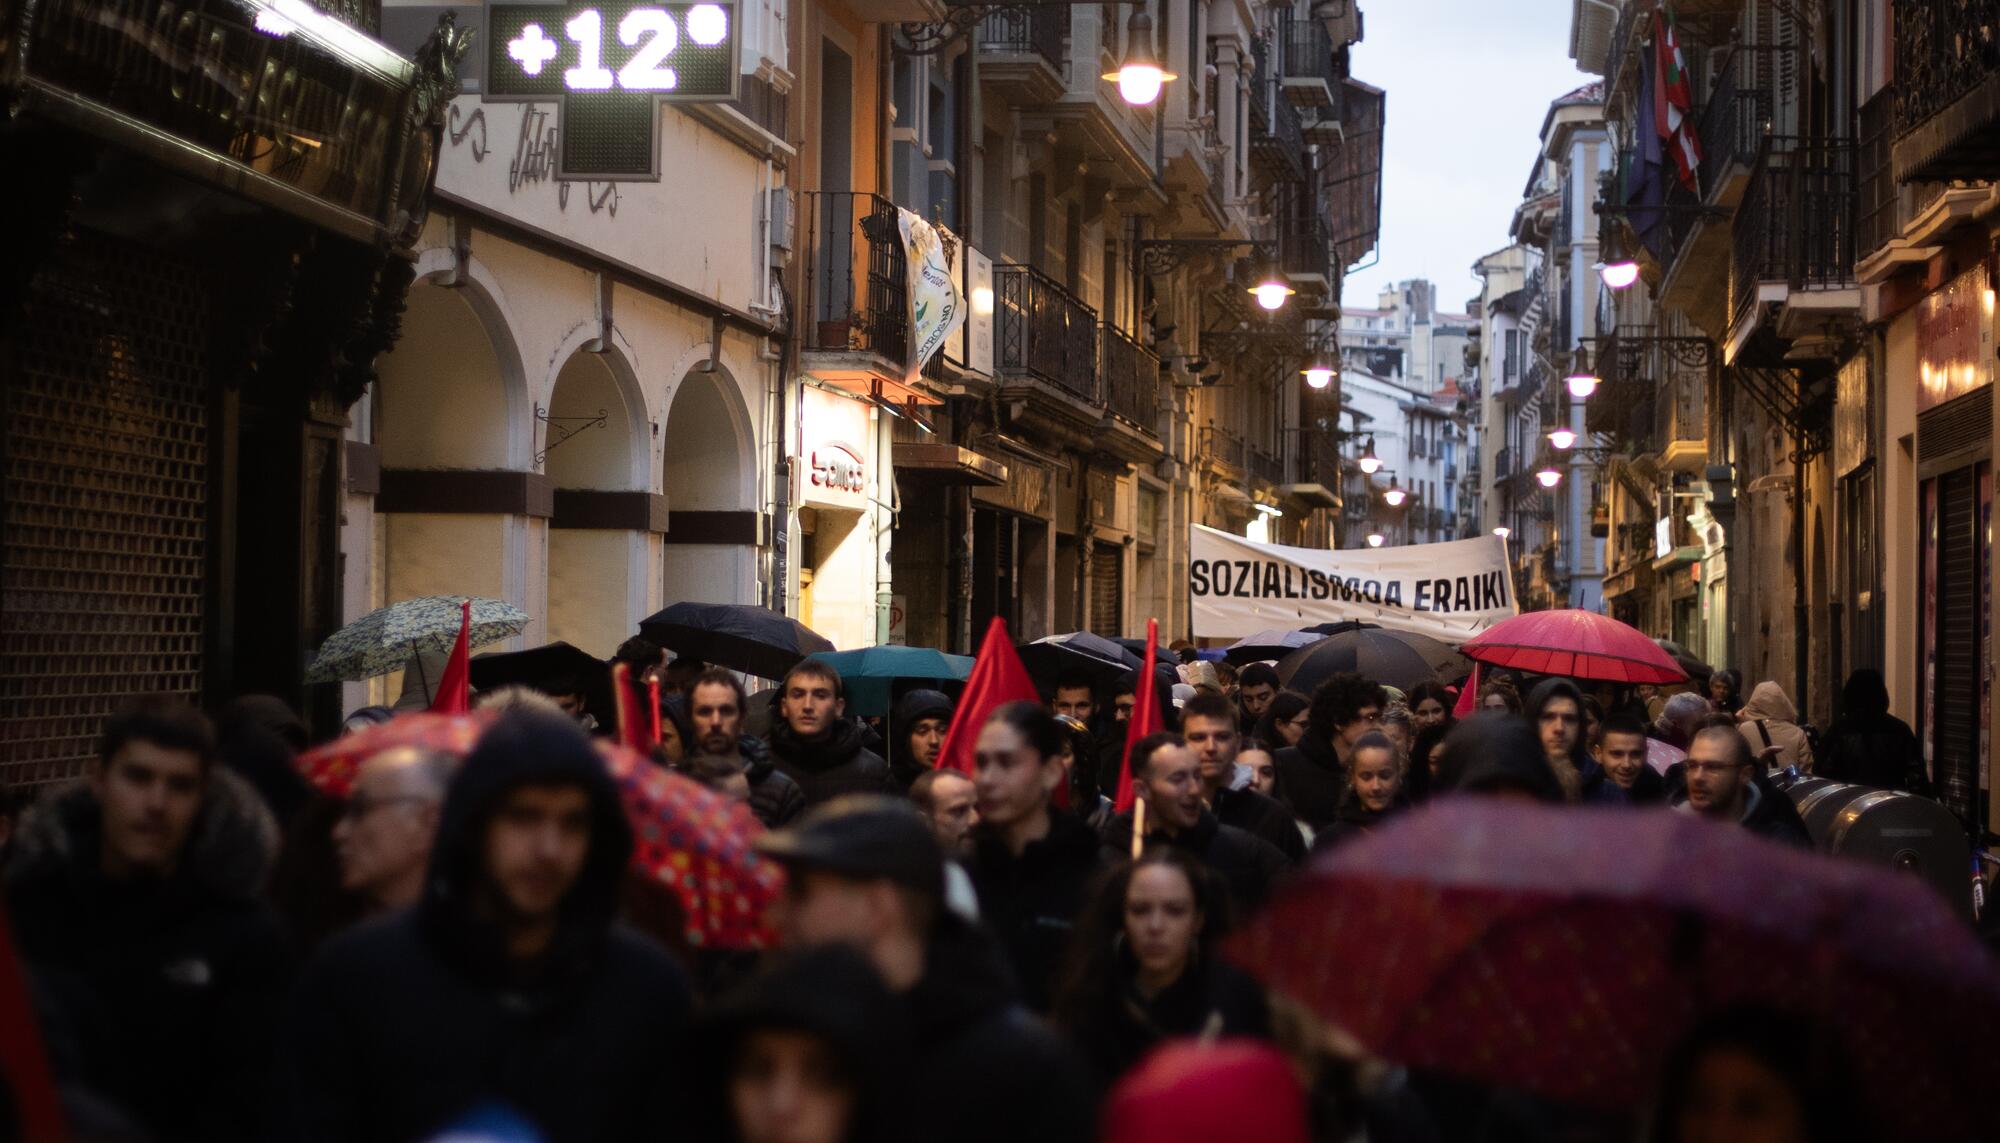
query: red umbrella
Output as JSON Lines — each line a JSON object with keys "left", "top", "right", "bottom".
{"left": 1228, "top": 801, "right": 2000, "bottom": 1140}
{"left": 596, "top": 743, "right": 784, "bottom": 950}
{"left": 1461, "top": 609, "right": 1687, "bottom": 684}
{"left": 294, "top": 709, "right": 500, "bottom": 797}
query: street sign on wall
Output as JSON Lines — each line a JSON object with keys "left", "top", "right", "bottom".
{"left": 485, "top": 0, "right": 741, "bottom": 179}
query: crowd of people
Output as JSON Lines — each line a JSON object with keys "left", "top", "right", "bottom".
{"left": 0, "top": 634, "right": 1942, "bottom": 1143}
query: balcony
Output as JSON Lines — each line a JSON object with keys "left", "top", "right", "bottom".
{"left": 1892, "top": 0, "right": 2000, "bottom": 183}
{"left": 1696, "top": 52, "right": 1775, "bottom": 205}
{"left": 1099, "top": 323, "right": 1164, "bottom": 461}
{"left": 1247, "top": 442, "right": 1284, "bottom": 488}
{"left": 1277, "top": 184, "right": 1333, "bottom": 294}
{"left": 1730, "top": 141, "right": 1860, "bottom": 344}
{"left": 1200, "top": 425, "right": 1248, "bottom": 476}
{"left": 977, "top": 7, "right": 1067, "bottom": 105}
{"left": 1276, "top": 14, "right": 1338, "bottom": 108}
{"left": 802, "top": 192, "right": 929, "bottom": 400}
{"left": 994, "top": 264, "right": 1101, "bottom": 436}
{"left": 1249, "top": 42, "right": 1307, "bottom": 182}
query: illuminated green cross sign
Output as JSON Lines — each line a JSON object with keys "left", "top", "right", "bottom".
{"left": 484, "top": 0, "right": 741, "bottom": 180}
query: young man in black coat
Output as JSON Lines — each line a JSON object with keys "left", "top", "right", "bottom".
{"left": 1273, "top": 673, "right": 1386, "bottom": 831}
{"left": 685, "top": 667, "right": 806, "bottom": 826}
{"left": 758, "top": 796, "right": 1093, "bottom": 1143}
{"left": 285, "top": 710, "right": 693, "bottom": 1143}
{"left": 765, "top": 660, "right": 895, "bottom": 805}
{"left": 1179, "top": 693, "right": 1306, "bottom": 860}
{"left": 6, "top": 699, "right": 290, "bottom": 1143}
{"left": 1100, "top": 733, "right": 1293, "bottom": 913}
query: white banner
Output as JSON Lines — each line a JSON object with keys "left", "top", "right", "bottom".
{"left": 1190, "top": 526, "right": 1518, "bottom": 643}
{"left": 898, "top": 208, "right": 966, "bottom": 385}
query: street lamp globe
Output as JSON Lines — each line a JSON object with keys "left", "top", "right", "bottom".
{"left": 1382, "top": 484, "right": 1407, "bottom": 507}
{"left": 1356, "top": 436, "right": 1381, "bottom": 474}
{"left": 1547, "top": 428, "right": 1578, "bottom": 449}
{"left": 1565, "top": 371, "right": 1600, "bottom": 399}
{"left": 1101, "top": 9, "right": 1177, "bottom": 106}
{"left": 1493, "top": 526, "right": 1512, "bottom": 539}
{"left": 1250, "top": 277, "right": 1295, "bottom": 311}
{"left": 1302, "top": 364, "right": 1336, "bottom": 390}
{"left": 1535, "top": 467, "right": 1564, "bottom": 489}
{"left": 1598, "top": 260, "right": 1641, "bottom": 290}
{"left": 1366, "top": 532, "right": 1385, "bottom": 548}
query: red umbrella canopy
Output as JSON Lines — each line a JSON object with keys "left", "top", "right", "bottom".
{"left": 295, "top": 710, "right": 500, "bottom": 797}
{"left": 1228, "top": 801, "right": 2000, "bottom": 1140}
{"left": 1461, "top": 609, "right": 1687, "bottom": 684}
{"left": 597, "top": 743, "right": 784, "bottom": 951}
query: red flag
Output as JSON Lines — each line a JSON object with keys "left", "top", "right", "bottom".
{"left": 935, "top": 616, "right": 1041, "bottom": 778}
{"left": 0, "top": 901, "right": 65, "bottom": 1141}
{"left": 1653, "top": 9, "right": 1701, "bottom": 192}
{"left": 1454, "top": 661, "right": 1481, "bottom": 719}
{"left": 612, "top": 662, "right": 658, "bottom": 754}
{"left": 429, "top": 599, "right": 472, "bottom": 714}
{"left": 647, "top": 677, "right": 663, "bottom": 746}
{"left": 1114, "top": 618, "right": 1166, "bottom": 813}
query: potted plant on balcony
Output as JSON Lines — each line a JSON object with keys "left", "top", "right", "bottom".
{"left": 816, "top": 309, "right": 869, "bottom": 351}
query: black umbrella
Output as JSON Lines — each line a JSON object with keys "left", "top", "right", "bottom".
{"left": 638, "top": 602, "right": 835, "bottom": 680}
{"left": 1017, "top": 631, "right": 1141, "bottom": 693}
{"left": 467, "top": 640, "right": 606, "bottom": 692}
{"left": 1276, "top": 626, "right": 1471, "bottom": 697}
{"left": 1222, "top": 628, "right": 1321, "bottom": 665}
{"left": 1110, "top": 636, "right": 1182, "bottom": 669}
{"left": 1654, "top": 638, "right": 1712, "bottom": 683}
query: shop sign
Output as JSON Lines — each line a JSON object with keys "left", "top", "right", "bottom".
{"left": 1917, "top": 264, "right": 1994, "bottom": 413}
{"left": 798, "top": 386, "right": 870, "bottom": 510}
{"left": 19, "top": 0, "right": 418, "bottom": 229}
{"left": 809, "top": 443, "right": 866, "bottom": 494}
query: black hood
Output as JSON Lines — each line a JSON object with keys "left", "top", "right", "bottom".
{"left": 1435, "top": 713, "right": 1562, "bottom": 803}
{"left": 907, "top": 915, "right": 1021, "bottom": 1046}
{"left": 419, "top": 710, "right": 633, "bottom": 979}
{"left": 768, "top": 717, "right": 870, "bottom": 773}
{"left": 888, "top": 689, "right": 955, "bottom": 787}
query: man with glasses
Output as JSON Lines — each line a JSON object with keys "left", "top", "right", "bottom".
{"left": 333, "top": 746, "right": 455, "bottom": 914}
{"left": 1670, "top": 726, "right": 1811, "bottom": 848}
{"left": 1273, "top": 673, "right": 1386, "bottom": 832}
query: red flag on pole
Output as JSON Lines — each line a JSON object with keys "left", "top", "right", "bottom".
{"left": 429, "top": 599, "right": 473, "bottom": 714}
{"left": 1453, "top": 661, "right": 1481, "bottom": 720}
{"left": 1114, "top": 618, "right": 1166, "bottom": 813}
{"left": 935, "top": 616, "right": 1041, "bottom": 778}
{"left": 612, "top": 662, "right": 659, "bottom": 755}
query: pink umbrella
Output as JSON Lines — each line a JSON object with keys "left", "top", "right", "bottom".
{"left": 1461, "top": 609, "right": 1688, "bottom": 685}
{"left": 1646, "top": 737, "right": 1685, "bottom": 775}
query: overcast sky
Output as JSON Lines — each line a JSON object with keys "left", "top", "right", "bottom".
{"left": 1346, "top": 0, "right": 1583, "bottom": 314}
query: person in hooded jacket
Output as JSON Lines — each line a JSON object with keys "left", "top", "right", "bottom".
{"left": 757, "top": 796, "right": 1093, "bottom": 1143}
{"left": 215, "top": 694, "right": 314, "bottom": 830}
{"left": 1272, "top": 674, "right": 1386, "bottom": 832}
{"left": 684, "top": 668, "right": 807, "bottom": 828}
{"left": 1100, "top": 734, "right": 1292, "bottom": 913}
{"left": 1311, "top": 733, "right": 1408, "bottom": 852}
{"left": 284, "top": 710, "right": 693, "bottom": 1143}
{"left": 7, "top": 698, "right": 291, "bottom": 1143}
{"left": 1524, "top": 678, "right": 1594, "bottom": 802}
{"left": 886, "top": 689, "right": 954, "bottom": 790}
{"left": 1818, "top": 669, "right": 1931, "bottom": 793}
{"left": 1735, "top": 681, "right": 1815, "bottom": 773}
{"left": 766, "top": 661, "right": 895, "bottom": 805}
{"left": 1051, "top": 848, "right": 1269, "bottom": 1091}
{"left": 1432, "top": 714, "right": 1565, "bottom": 803}
{"left": 962, "top": 703, "right": 1108, "bottom": 1012}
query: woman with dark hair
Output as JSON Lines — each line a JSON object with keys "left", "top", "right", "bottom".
{"left": 1524, "top": 678, "right": 1593, "bottom": 802}
{"left": 1649, "top": 1007, "right": 1868, "bottom": 1143}
{"left": 654, "top": 693, "right": 696, "bottom": 765}
{"left": 1313, "top": 731, "right": 1408, "bottom": 851}
{"left": 1477, "top": 678, "right": 1523, "bottom": 715}
{"left": 1052, "top": 849, "right": 1270, "bottom": 1090}
{"left": 1818, "top": 669, "right": 1929, "bottom": 793}
{"left": 1405, "top": 682, "right": 1454, "bottom": 736}
{"left": 1251, "top": 690, "right": 1312, "bottom": 751}
{"left": 1708, "top": 668, "right": 1745, "bottom": 717}
{"left": 1054, "top": 715, "right": 1112, "bottom": 830}
{"left": 1406, "top": 722, "right": 1449, "bottom": 804}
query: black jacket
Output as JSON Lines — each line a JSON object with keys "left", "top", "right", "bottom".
{"left": 1666, "top": 778, "right": 1814, "bottom": 850}
{"left": 902, "top": 919, "right": 1094, "bottom": 1143}
{"left": 888, "top": 689, "right": 956, "bottom": 790}
{"left": 1312, "top": 797, "right": 1399, "bottom": 853}
{"left": 737, "top": 734, "right": 807, "bottom": 827}
{"left": 1066, "top": 959, "right": 1271, "bottom": 1090}
{"left": 1580, "top": 761, "right": 1667, "bottom": 806}
{"left": 6, "top": 772, "right": 290, "bottom": 1143}
{"left": 1273, "top": 732, "right": 1348, "bottom": 831}
{"left": 1099, "top": 810, "right": 1292, "bottom": 915}
{"left": 285, "top": 713, "right": 693, "bottom": 1143}
{"left": 1818, "top": 713, "right": 1932, "bottom": 794}
{"left": 965, "top": 813, "right": 1108, "bottom": 1012}
{"left": 767, "top": 718, "right": 896, "bottom": 805}
{"left": 1212, "top": 785, "right": 1306, "bottom": 862}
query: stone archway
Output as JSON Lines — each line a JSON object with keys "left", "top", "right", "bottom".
{"left": 662, "top": 367, "right": 758, "bottom": 606}
{"left": 545, "top": 347, "right": 649, "bottom": 656}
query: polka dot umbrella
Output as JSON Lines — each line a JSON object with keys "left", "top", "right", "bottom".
{"left": 294, "top": 709, "right": 499, "bottom": 797}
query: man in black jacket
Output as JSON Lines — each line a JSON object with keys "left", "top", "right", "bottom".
{"left": 686, "top": 667, "right": 806, "bottom": 826}
{"left": 7, "top": 698, "right": 289, "bottom": 1143}
{"left": 766, "top": 660, "right": 895, "bottom": 805}
{"left": 1236, "top": 663, "right": 1281, "bottom": 734}
{"left": 1273, "top": 673, "right": 1386, "bottom": 831}
{"left": 1180, "top": 693, "right": 1306, "bottom": 860}
{"left": 1100, "top": 733, "right": 1292, "bottom": 913}
{"left": 758, "top": 797, "right": 1093, "bottom": 1143}
{"left": 285, "top": 710, "right": 693, "bottom": 1142}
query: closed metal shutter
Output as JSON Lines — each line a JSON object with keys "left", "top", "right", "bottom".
{"left": 1931, "top": 466, "right": 1980, "bottom": 825}
{"left": 1088, "top": 543, "right": 1122, "bottom": 637}
{"left": 1, "top": 231, "right": 210, "bottom": 788}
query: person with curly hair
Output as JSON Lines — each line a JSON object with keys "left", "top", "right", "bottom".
{"left": 1272, "top": 673, "right": 1386, "bottom": 831}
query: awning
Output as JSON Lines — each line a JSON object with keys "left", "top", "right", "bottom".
{"left": 1278, "top": 482, "right": 1341, "bottom": 509}
{"left": 892, "top": 442, "right": 1007, "bottom": 486}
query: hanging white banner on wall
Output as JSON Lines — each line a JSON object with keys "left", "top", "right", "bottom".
{"left": 898, "top": 207, "right": 966, "bottom": 385}
{"left": 1190, "top": 526, "right": 1518, "bottom": 643}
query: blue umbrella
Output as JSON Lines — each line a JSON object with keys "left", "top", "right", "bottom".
{"left": 807, "top": 646, "right": 975, "bottom": 716}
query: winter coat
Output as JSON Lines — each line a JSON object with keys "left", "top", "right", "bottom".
{"left": 888, "top": 689, "right": 956, "bottom": 790}
{"left": 285, "top": 714, "right": 693, "bottom": 1143}
{"left": 1099, "top": 810, "right": 1293, "bottom": 915}
{"left": 1818, "top": 713, "right": 1931, "bottom": 794}
{"left": 216, "top": 694, "right": 313, "bottom": 828}
{"left": 1212, "top": 785, "right": 1308, "bottom": 862}
{"left": 6, "top": 771, "right": 291, "bottom": 1143}
{"left": 1311, "top": 797, "right": 1401, "bottom": 853}
{"left": 901, "top": 918, "right": 1095, "bottom": 1143}
{"left": 1738, "top": 682, "right": 1815, "bottom": 772}
{"left": 766, "top": 717, "right": 896, "bottom": 805}
{"left": 1580, "top": 760, "right": 1667, "bottom": 806}
{"left": 1272, "top": 731, "right": 1348, "bottom": 831}
{"left": 1067, "top": 959, "right": 1272, "bottom": 1091}
{"left": 1667, "top": 776, "right": 1814, "bottom": 850}
{"left": 965, "top": 812, "right": 1109, "bottom": 1012}
{"left": 737, "top": 735, "right": 807, "bottom": 827}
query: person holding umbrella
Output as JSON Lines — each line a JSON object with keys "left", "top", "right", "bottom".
{"left": 767, "top": 661, "right": 894, "bottom": 806}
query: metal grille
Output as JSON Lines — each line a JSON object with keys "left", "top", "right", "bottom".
{"left": 1088, "top": 544, "right": 1122, "bottom": 638}
{"left": 1918, "top": 386, "right": 1993, "bottom": 462}
{"left": 2, "top": 231, "right": 209, "bottom": 787}
{"left": 1931, "top": 467, "right": 1981, "bottom": 824}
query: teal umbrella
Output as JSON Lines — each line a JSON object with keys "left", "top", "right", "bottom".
{"left": 807, "top": 646, "right": 975, "bottom": 717}
{"left": 305, "top": 595, "right": 530, "bottom": 683}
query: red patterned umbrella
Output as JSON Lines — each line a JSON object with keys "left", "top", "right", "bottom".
{"left": 1460, "top": 609, "right": 1686, "bottom": 684}
{"left": 1228, "top": 801, "right": 2000, "bottom": 1140}
{"left": 596, "top": 743, "right": 784, "bottom": 951}
{"left": 294, "top": 710, "right": 500, "bottom": 797}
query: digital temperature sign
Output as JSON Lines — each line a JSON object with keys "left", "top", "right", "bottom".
{"left": 483, "top": 0, "right": 740, "bottom": 179}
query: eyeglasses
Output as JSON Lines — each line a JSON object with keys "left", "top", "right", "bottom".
{"left": 343, "top": 793, "right": 434, "bottom": 822}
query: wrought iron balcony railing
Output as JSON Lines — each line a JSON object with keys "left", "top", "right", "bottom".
{"left": 1893, "top": 0, "right": 2000, "bottom": 181}
{"left": 994, "top": 264, "right": 1099, "bottom": 403}
{"left": 1695, "top": 50, "right": 1773, "bottom": 199}
{"left": 1858, "top": 88, "right": 1899, "bottom": 260}
{"left": 1200, "top": 425, "right": 1248, "bottom": 472}
{"left": 1100, "top": 324, "right": 1160, "bottom": 433}
{"left": 1276, "top": 14, "right": 1337, "bottom": 94}
{"left": 1247, "top": 442, "right": 1284, "bottom": 487}
{"left": 1302, "top": 431, "right": 1340, "bottom": 486}
{"left": 977, "top": 6, "right": 1067, "bottom": 73}
{"left": 1248, "top": 40, "right": 1307, "bottom": 180}
{"left": 1277, "top": 184, "right": 1332, "bottom": 281}
{"left": 1731, "top": 140, "right": 1857, "bottom": 326}
{"left": 802, "top": 191, "right": 908, "bottom": 363}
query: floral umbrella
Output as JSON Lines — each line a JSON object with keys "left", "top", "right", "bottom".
{"left": 304, "top": 595, "right": 530, "bottom": 683}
